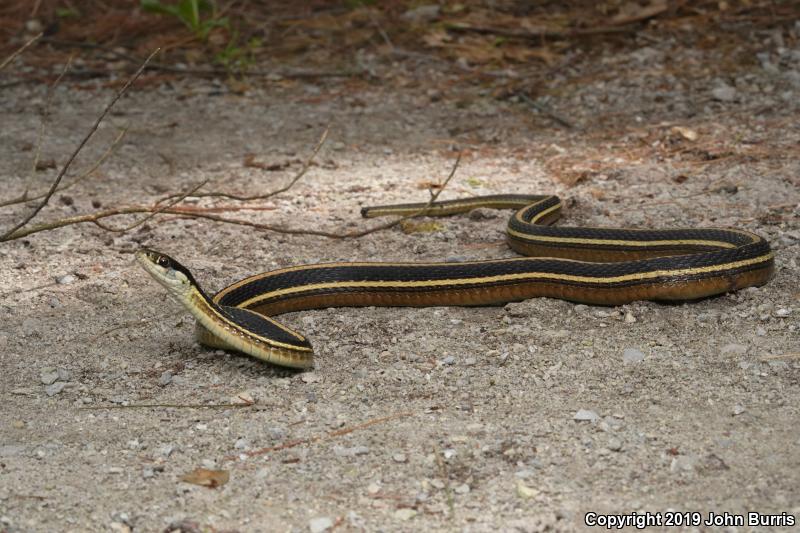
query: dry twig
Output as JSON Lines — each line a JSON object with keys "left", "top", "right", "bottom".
{"left": 0, "top": 49, "right": 159, "bottom": 242}
{"left": 0, "top": 32, "right": 42, "bottom": 73}
{"left": 0, "top": 128, "right": 128, "bottom": 209}
{"left": 157, "top": 126, "right": 330, "bottom": 203}
{"left": 2, "top": 152, "right": 461, "bottom": 242}
{"left": 226, "top": 411, "right": 413, "bottom": 461}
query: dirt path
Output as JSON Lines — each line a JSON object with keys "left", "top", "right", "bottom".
{"left": 2, "top": 18, "right": 799, "bottom": 533}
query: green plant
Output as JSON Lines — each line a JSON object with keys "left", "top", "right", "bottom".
{"left": 140, "top": 0, "right": 228, "bottom": 40}
{"left": 214, "top": 34, "right": 262, "bottom": 75}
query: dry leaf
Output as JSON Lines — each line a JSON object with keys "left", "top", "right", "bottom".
{"left": 502, "top": 46, "right": 558, "bottom": 65}
{"left": 422, "top": 29, "right": 451, "bottom": 48}
{"left": 180, "top": 468, "right": 229, "bottom": 488}
{"left": 609, "top": 0, "right": 668, "bottom": 25}
{"left": 670, "top": 126, "right": 699, "bottom": 141}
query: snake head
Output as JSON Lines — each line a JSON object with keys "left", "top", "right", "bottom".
{"left": 135, "top": 248, "right": 198, "bottom": 297}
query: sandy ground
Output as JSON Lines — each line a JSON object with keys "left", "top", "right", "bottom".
{"left": 1, "top": 30, "right": 800, "bottom": 533}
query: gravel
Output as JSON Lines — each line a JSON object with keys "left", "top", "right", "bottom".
{"left": 573, "top": 409, "right": 601, "bottom": 422}
{"left": 622, "top": 348, "right": 645, "bottom": 364}
{"left": 2, "top": 23, "right": 799, "bottom": 532}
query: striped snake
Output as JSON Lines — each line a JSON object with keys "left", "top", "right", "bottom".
{"left": 136, "top": 194, "right": 774, "bottom": 368}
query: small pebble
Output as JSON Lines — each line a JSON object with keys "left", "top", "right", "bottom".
{"left": 392, "top": 453, "right": 407, "bottom": 463}
{"left": 607, "top": 438, "right": 623, "bottom": 452}
{"left": 158, "top": 444, "right": 175, "bottom": 458}
{"left": 454, "top": 483, "right": 470, "bottom": 494}
{"left": 308, "top": 516, "right": 334, "bottom": 533}
{"left": 670, "top": 455, "right": 697, "bottom": 473}
{"left": 45, "top": 382, "right": 66, "bottom": 396}
{"left": 711, "top": 83, "right": 737, "bottom": 102}
{"left": 394, "top": 508, "right": 417, "bottom": 521}
{"left": 301, "top": 373, "right": 321, "bottom": 384}
{"left": 573, "top": 409, "right": 600, "bottom": 422}
{"left": 441, "top": 356, "right": 455, "bottom": 365}
{"left": 516, "top": 480, "right": 539, "bottom": 499}
{"left": 230, "top": 391, "right": 254, "bottom": 405}
{"left": 468, "top": 207, "right": 498, "bottom": 220}
{"left": 268, "top": 427, "right": 287, "bottom": 440}
{"left": 624, "top": 311, "right": 636, "bottom": 323}
{"left": 158, "top": 371, "right": 173, "bottom": 386}
{"left": 775, "top": 308, "right": 792, "bottom": 317}
{"left": 733, "top": 404, "right": 745, "bottom": 416}
{"left": 720, "top": 343, "right": 748, "bottom": 356}
{"left": 622, "top": 348, "right": 645, "bottom": 364}
{"left": 504, "top": 302, "right": 528, "bottom": 317}
{"left": 401, "top": 4, "right": 440, "bottom": 22}
{"left": 56, "top": 274, "right": 76, "bottom": 285}
{"left": 333, "top": 445, "right": 369, "bottom": 457}
{"left": 40, "top": 368, "right": 59, "bottom": 385}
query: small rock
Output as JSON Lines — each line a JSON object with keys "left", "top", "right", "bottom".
{"left": 333, "top": 445, "right": 369, "bottom": 457}
{"left": 401, "top": 4, "right": 440, "bottom": 23}
{"left": 516, "top": 480, "right": 539, "bottom": 499}
{"left": 308, "top": 516, "right": 334, "bottom": 533}
{"left": 234, "top": 438, "right": 249, "bottom": 450}
{"left": 441, "top": 356, "right": 455, "bottom": 365}
{"left": 158, "top": 371, "right": 173, "bottom": 386}
{"left": 158, "top": 444, "right": 175, "bottom": 458}
{"left": 622, "top": 348, "right": 645, "bottom": 364}
{"left": 454, "top": 483, "right": 470, "bottom": 494}
{"left": 711, "top": 83, "right": 737, "bottom": 102}
{"left": 367, "top": 482, "right": 381, "bottom": 494}
{"left": 56, "top": 274, "right": 76, "bottom": 285}
{"left": 504, "top": 302, "right": 529, "bottom": 317}
{"left": 394, "top": 508, "right": 417, "bottom": 521}
{"left": 732, "top": 404, "right": 745, "bottom": 416}
{"left": 40, "top": 368, "right": 59, "bottom": 385}
{"left": 230, "top": 391, "right": 254, "bottom": 405}
{"left": 573, "top": 409, "right": 600, "bottom": 422}
{"left": 25, "top": 19, "right": 43, "bottom": 33}
{"left": 468, "top": 207, "right": 498, "bottom": 220}
{"left": 268, "top": 426, "right": 287, "bottom": 440}
{"left": 670, "top": 455, "right": 697, "bottom": 473}
{"left": 775, "top": 308, "right": 792, "bottom": 317}
{"left": 45, "top": 382, "right": 66, "bottom": 396}
{"left": 392, "top": 453, "right": 407, "bottom": 463}
{"left": 108, "top": 522, "right": 131, "bottom": 533}
{"left": 464, "top": 357, "right": 477, "bottom": 366}
{"left": 301, "top": 373, "right": 321, "bottom": 384}
{"left": 624, "top": 311, "right": 636, "bottom": 323}
{"left": 720, "top": 343, "right": 747, "bottom": 356}
{"left": 607, "top": 438, "right": 623, "bottom": 452}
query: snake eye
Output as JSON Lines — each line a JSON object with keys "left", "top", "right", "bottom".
{"left": 156, "top": 256, "right": 170, "bottom": 268}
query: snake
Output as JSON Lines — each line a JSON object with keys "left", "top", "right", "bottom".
{"left": 136, "top": 194, "right": 774, "bottom": 369}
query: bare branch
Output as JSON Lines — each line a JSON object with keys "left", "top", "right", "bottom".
{"left": 0, "top": 32, "right": 42, "bottom": 73}
{"left": 156, "top": 125, "right": 330, "bottom": 204}
{"left": 226, "top": 411, "right": 413, "bottom": 462}
{"left": 93, "top": 179, "right": 208, "bottom": 232}
{"left": 2, "top": 154, "right": 463, "bottom": 241}
{"left": 0, "top": 49, "right": 159, "bottom": 242}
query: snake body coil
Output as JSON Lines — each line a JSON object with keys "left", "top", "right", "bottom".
{"left": 136, "top": 195, "right": 774, "bottom": 368}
